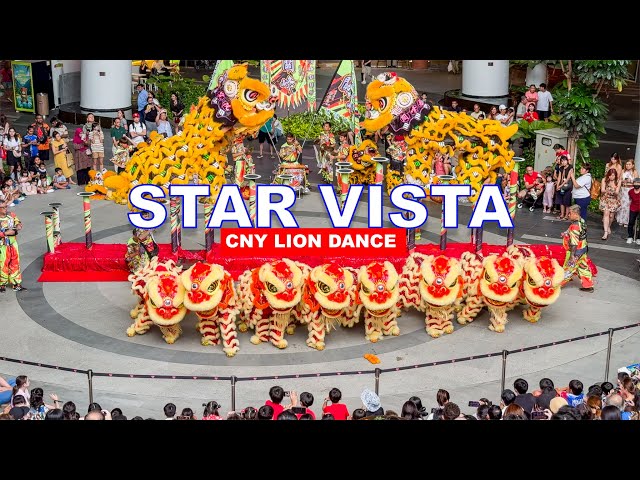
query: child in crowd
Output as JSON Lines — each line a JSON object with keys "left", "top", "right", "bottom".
{"left": 543, "top": 174, "right": 555, "bottom": 213}
{"left": 3, "top": 178, "right": 23, "bottom": 206}
{"left": 322, "top": 387, "right": 350, "bottom": 420}
{"left": 37, "top": 173, "right": 53, "bottom": 194}
{"left": 52, "top": 168, "right": 70, "bottom": 190}
{"left": 19, "top": 169, "right": 36, "bottom": 195}
{"left": 25, "top": 177, "right": 38, "bottom": 196}
{"left": 110, "top": 137, "right": 133, "bottom": 174}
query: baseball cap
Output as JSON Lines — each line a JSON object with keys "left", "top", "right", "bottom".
{"left": 633, "top": 177, "right": 640, "bottom": 186}
{"left": 499, "top": 104, "right": 507, "bottom": 110}
{"left": 132, "top": 112, "right": 140, "bottom": 118}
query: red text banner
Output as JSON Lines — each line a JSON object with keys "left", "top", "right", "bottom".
{"left": 220, "top": 228, "right": 407, "bottom": 258}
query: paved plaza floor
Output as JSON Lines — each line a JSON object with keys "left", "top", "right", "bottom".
{"left": 1, "top": 66, "right": 639, "bottom": 418}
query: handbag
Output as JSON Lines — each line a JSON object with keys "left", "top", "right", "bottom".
{"left": 66, "top": 151, "right": 75, "bottom": 168}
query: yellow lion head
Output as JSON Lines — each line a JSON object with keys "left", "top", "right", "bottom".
{"left": 306, "top": 264, "right": 355, "bottom": 317}
{"left": 181, "top": 262, "right": 235, "bottom": 313}
{"left": 347, "top": 139, "right": 379, "bottom": 171}
{"left": 257, "top": 258, "right": 304, "bottom": 312}
{"left": 479, "top": 254, "right": 523, "bottom": 306}
{"left": 419, "top": 255, "right": 463, "bottom": 307}
{"left": 362, "top": 72, "right": 431, "bottom": 135}
{"left": 522, "top": 257, "right": 564, "bottom": 307}
{"left": 146, "top": 268, "right": 187, "bottom": 326}
{"left": 358, "top": 261, "right": 399, "bottom": 314}
{"left": 208, "top": 63, "right": 276, "bottom": 129}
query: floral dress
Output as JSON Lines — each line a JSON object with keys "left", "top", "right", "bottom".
{"left": 599, "top": 180, "right": 621, "bottom": 213}
{"left": 616, "top": 170, "right": 634, "bottom": 225}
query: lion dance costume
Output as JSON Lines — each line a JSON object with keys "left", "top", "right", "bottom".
{"left": 361, "top": 72, "right": 518, "bottom": 200}
{"left": 561, "top": 212, "right": 595, "bottom": 290}
{"left": 0, "top": 210, "right": 23, "bottom": 290}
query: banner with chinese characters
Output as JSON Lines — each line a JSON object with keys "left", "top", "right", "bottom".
{"left": 12, "top": 61, "right": 35, "bottom": 113}
{"left": 260, "top": 60, "right": 316, "bottom": 110}
{"left": 319, "top": 60, "right": 360, "bottom": 144}
{"left": 208, "top": 60, "right": 234, "bottom": 90}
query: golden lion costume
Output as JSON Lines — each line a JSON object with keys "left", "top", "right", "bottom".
{"left": 236, "top": 258, "right": 310, "bottom": 349}
{"left": 181, "top": 262, "right": 240, "bottom": 356}
{"left": 361, "top": 72, "right": 518, "bottom": 203}
{"left": 399, "top": 253, "right": 464, "bottom": 338}
{"left": 95, "top": 64, "right": 275, "bottom": 205}
{"left": 299, "top": 263, "right": 359, "bottom": 350}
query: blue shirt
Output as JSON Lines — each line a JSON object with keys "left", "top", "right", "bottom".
{"left": 24, "top": 134, "right": 38, "bottom": 157}
{"left": 137, "top": 89, "right": 149, "bottom": 111}
{"left": 259, "top": 118, "right": 273, "bottom": 134}
{"left": 157, "top": 121, "right": 173, "bottom": 138}
{"left": 566, "top": 393, "right": 584, "bottom": 407}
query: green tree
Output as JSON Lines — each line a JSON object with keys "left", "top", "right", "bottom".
{"left": 145, "top": 74, "right": 207, "bottom": 121}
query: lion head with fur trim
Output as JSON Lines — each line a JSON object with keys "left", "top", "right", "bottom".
{"left": 181, "top": 262, "right": 234, "bottom": 314}
{"left": 522, "top": 257, "right": 564, "bottom": 307}
{"left": 361, "top": 72, "right": 430, "bottom": 135}
{"left": 419, "top": 255, "right": 463, "bottom": 307}
{"left": 254, "top": 258, "right": 304, "bottom": 312}
{"left": 347, "top": 140, "right": 379, "bottom": 171}
{"left": 479, "top": 254, "right": 522, "bottom": 306}
{"left": 358, "top": 261, "right": 399, "bottom": 315}
{"left": 146, "top": 267, "right": 187, "bottom": 326}
{"left": 207, "top": 63, "right": 276, "bottom": 131}
{"left": 306, "top": 264, "right": 355, "bottom": 318}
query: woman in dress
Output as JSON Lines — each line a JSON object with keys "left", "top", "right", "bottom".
{"left": 72, "top": 128, "right": 92, "bottom": 186}
{"left": 51, "top": 131, "right": 75, "bottom": 181}
{"left": 3, "top": 127, "right": 22, "bottom": 180}
{"left": 616, "top": 160, "right": 637, "bottom": 227}
{"left": 116, "top": 109, "right": 128, "bottom": 130}
{"left": 605, "top": 152, "right": 623, "bottom": 181}
{"left": 554, "top": 155, "right": 573, "bottom": 220}
{"left": 599, "top": 168, "right": 621, "bottom": 240}
{"left": 169, "top": 92, "right": 184, "bottom": 128}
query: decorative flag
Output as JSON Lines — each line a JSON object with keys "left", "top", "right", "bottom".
{"left": 260, "top": 60, "right": 316, "bottom": 110}
{"left": 209, "top": 60, "right": 235, "bottom": 90}
{"left": 319, "top": 60, "right": 361, "bottom": 144}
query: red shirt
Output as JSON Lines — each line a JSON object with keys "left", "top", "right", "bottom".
{"left": 524, "top": 171, "right": 540, "bottom": 188}
{"left": 265, "top": 400, "right": 284, "bottom": 420}
{"left": 629, "top": 188, "right": 640, "bottom": 212}
{"left": 295, "top": 408, "right": 316, "bottom": 420}
{"left": 523, "top": 111, "right": 539, "bottom": 123}
{"left": 322, "top": 403, "right": 349, "bottom": 420}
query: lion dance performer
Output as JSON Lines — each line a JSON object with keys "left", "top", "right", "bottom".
{"left": 300, "top": 263, "right": 358, "bottom": 350}
{"left": 355, "top": 261, "right": 400, "bottom": 343}
{"left": 125, "top": 211, "right": 159, "bottom": 273}
{"left": 102, "top": 64, "right": 276, "bottom": 206}
{"left": 561, "top": 204, "right": 595, "bottom": 292}
{"left": 315, "top": 121, "right": 336, "bottom": 183}
{"left": 399, "top": 253, "right": 464, "bottom": 338}
{"left": 0, "top": 204, "right": 25, "bottom": 292}
{"left": 236, "top": 258, "right": 310, "bottom": 349}
{"left": 181, "top": 262, "right": 240, "bottom": 356}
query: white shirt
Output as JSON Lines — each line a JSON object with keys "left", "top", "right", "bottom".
{"left": 572, "top": 173, "right": 592, "bottom": 199}
{"left": 129, "top": 122, "right": 146, "bottom": 146}
{"left": 495, "top": 113, "right": 510, "bottom": 125}
{"left": 537, "top": 91, "right": 553, "bottom": 111}
{"left": 470, "top": 110, "right": 485, "bottom": 120}
{"left": 516, "top": 103, "right": 527, "bottom": 119}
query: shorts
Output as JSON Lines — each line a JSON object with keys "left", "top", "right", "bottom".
{"left": 555, "top": 191, "right": 572, "bottom": 206}
{"left": 537, "top": 110, "right": 551, "bottom": 120}
{"left": 6, "top": 152, "right": 21, "bottom": 167}
{"left": 258, "top": 130, "right": 272, "bottom": 144}
{"left": 38, "top": 149, "right": 50, "bottom": 161}
{"left": 92, "top": 152, "right": 105, "bottom": 160}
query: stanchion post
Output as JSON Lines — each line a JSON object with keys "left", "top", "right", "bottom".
{"left": 49, "top": 202, "right": 62, "bottom": 246}
{"left": 169, "top": 196, "right": 181, "bottom": 254}
{"left": 204, "top": 202, "right": 214, "bottom": 253}
{"left": 500, "top": 350, "right": 509, "bottom": 394}
{"left": 76, "top": 192, "right": 95, "bottom": 250}
{"left": 604, "top": 328, "right": 614, "bottom": 381}
{"left": 374, "top": 368, "right": 381, "bottom": 395}
{"left": 475, "top": 225, "right": 483, "bottom": 254}
{"left": 230, "top": 375, "right": 237, "bottom": 412}
{"left": 372, "top": 156, "right": 389, "bottom": 186}
{"left": 87, "top": 369, "right": 94, "bottom": 405}
{"left": 337, "top": 168, "right": 354, "bottom": 208}
{"left": 244, "top": 174, "right": 261, "bottom": 226}
{"left": 506, "top": 157, "right": 525, "bottom": 247}
{"left": 40, "top": 211, "right": 55, "bottom": 254}
{"left": 436, "top": 175, "right": 455, "bottom": 250}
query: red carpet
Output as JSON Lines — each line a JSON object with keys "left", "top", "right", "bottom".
{"left": 40, "top": 242, "right": 573, "bottom": 282}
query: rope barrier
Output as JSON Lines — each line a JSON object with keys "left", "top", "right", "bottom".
{"left": 1, "top": 322, "right": 639, "bottom": 381}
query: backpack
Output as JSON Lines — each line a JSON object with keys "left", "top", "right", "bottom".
{"left": 590, "top": 176, "right": 601, "bottom": 200}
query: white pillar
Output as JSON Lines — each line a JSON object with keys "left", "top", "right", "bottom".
{"left": 461, "top": 60, "right": 509, "bottom": 97}
{"left": 80, "top": 60, "right": 132, "bottom": 116}
{"left": 525, "top": 63, "right": 548, "bottom": 88}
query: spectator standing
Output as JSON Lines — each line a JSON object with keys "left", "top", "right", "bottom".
{"left": 536, "top": 83, "right": 553, "bottom": 121}
{"left": 136, "top": 84, "right": 148, "bottom": 120}
{"left": 116, "top": 109, "right": 128, "bottom": 130}
{"left": 51, "top": 131, "right": 75, "bottom": 181}
{"left": 144, "top": 95, "right": 159, "bottom": 133}
{"left": 361, "top": 60, "right": 372, "bottom": 84}
{"left": 257, "top": 116, "right": 274, "bottom": 158}
{"left": 566, "top": 380, "right": 585, "bottom": 407}
{"left": 487, "top": 105, "right": 498, "bottom": 120}
{"left": 110, "top": 118, "right": 127, "bottom": 147}
{"left": 535, "top": 378, "right": 558, "bottom": 409}
{"left": 129, "top": 113, "right": 147, "bottom": 147}
{"left": 31, "top": 114, "right": 50, "bottom": 162}
{"left": 88, "top": 123, "right": 105, "bottom": 173}
{"left": 361, "top": 388, "right": 384, "bottom": 417}
{"left": 0, "top": 63, "right": 13, "bottom": 102}
{"left": 82, "top": 113, "right": 95, "bottom": 139}
{"left": 22, "top": 126, "right": 39, "bottom": 169}
{"left": 296, "top": 392, "right": 316, "bottom": 420}
{"left": 568, "top": 163, "right": 593, "bottom": 220}
{"left": 618, "top": 160, "right": 638, "bottom": 228}
{"left": 72, "top": 128, "right": 92, "bottom": 186}
{"left": 169, "top": 92, "right": 184, "bottom": 128}
{"left": 264, "top": 385, "right": 286, "bottom": 419}
{"left": 525, "top": 84, "right": 538, "bottom": 110}
{"left": 543, "top": 174, "right": 555, "bottom": 213}
{"left": 516, "top": 96, "right": 528, "bottom": 122}
{"left": 322, "top": 388, "right": 349, "bottom": 420}
{"left": 599, "top": 168, "right": 621, "bottom": 240}
{"left": 625, "top": 178, "right": 640, "bottom": 244}
{"left": 50, "top": 117, "right": 69, "bottom": 139}
{"left": 605, "top": 152, "right": 623, "bottom": 182}
{"left": 156, "top": 110, "right": 173, "bottom": 138}
{"left": 3, "top": 127, "right": 22, "bottom": 180}
{"left": 555, "top": 156, "right": 573, "bottom": 220}
{"left": 163, "top": 403, "right": 176, "bottom": 420}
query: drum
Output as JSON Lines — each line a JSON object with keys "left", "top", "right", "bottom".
{"left": 277, "top": 163, "right": 307, "bottom": 190}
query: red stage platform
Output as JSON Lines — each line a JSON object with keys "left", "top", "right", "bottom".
{"left": 39, "top": 242, "right": 571, "bottom": 282}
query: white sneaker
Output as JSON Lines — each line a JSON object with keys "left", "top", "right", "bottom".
{"left": 9, "top": 203, "right": 15, "bottom": 207}
{"left": 361, "top": 80, "right": 366, "bottom": 84}
{"left": 627, "top": 237, "right": 634, "bottom": 244}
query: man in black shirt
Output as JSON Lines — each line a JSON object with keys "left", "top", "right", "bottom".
{"left": 513, "top": 378, "right": 536, "bottom": 414}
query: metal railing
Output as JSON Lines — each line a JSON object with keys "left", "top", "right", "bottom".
{"left": 2, "top": 322, "right": 638, "bottom": 410}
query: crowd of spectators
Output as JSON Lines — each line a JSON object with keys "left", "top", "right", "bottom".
{"left": 2, "top": 371, "right": 638, "bottom": 420}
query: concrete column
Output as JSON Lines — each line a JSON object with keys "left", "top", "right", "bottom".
{"left": 462, "top": 60, "right": 509, "bottom": 97}
{"left": 80, "top": 60, "right": 132, "bottom": 115}
{"left": 525, "top": 62, "right": 548, "bottom": 87}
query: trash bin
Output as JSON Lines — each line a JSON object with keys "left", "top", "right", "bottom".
{"left": 36, "top": 92, "right": 50, "bottom": 116}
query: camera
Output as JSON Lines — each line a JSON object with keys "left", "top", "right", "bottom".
{"left": 468, "top": 401, "right": 481, "bottom": 408}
